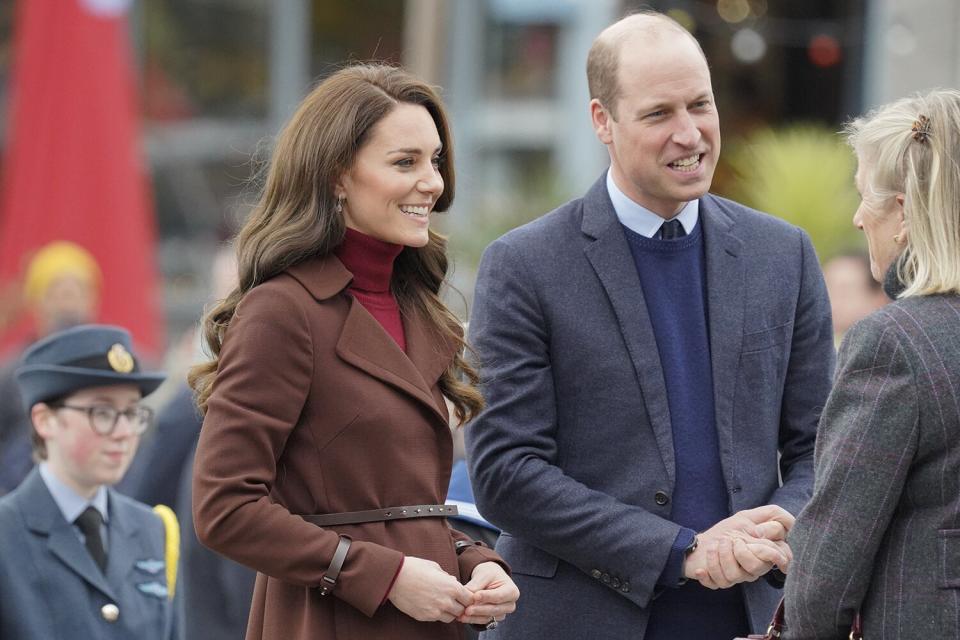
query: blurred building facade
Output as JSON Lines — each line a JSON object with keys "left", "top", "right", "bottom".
{"left": 0, "top": 0, "right": 957, "bottom": 341}
{"left": 863, "top": 0, "right": 960, "bottom": 107}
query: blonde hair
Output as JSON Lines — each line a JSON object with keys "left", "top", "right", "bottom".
{"left": 845, "top": 88, "right": 960, "bottom": 297}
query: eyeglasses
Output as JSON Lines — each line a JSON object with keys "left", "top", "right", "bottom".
{"left": 57, "top": 404, "right": 154, "bottom": 436}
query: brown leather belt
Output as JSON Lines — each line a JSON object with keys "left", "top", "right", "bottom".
{"left": 302, "top": 504, "right": 458, "bottom": 527}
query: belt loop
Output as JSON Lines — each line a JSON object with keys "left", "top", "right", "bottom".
{"left": 319, "top": 535, "right": 352, "bottom": 596}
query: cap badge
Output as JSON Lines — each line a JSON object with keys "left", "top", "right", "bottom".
{"left": 107, "top": 343, "right": 134, "bottom": 373}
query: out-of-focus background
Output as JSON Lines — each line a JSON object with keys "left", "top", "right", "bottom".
{"left": 0, "top": 0, "right": 957, "bottom": 352}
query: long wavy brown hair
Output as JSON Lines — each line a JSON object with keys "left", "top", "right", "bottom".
{"left": 188, "top": 64, "right": 483, "bottom": 424}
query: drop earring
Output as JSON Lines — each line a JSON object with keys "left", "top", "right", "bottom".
{"left": 335, "top": 195, "right": 344, "bottom": 214}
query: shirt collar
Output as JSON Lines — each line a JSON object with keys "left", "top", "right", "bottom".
{"left": 606, "top": 169, "right": 699, "bottom": 238}
{"left": 39, "top": 463, "right": 109, "bottom": 524}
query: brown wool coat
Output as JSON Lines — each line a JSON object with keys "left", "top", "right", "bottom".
{"left": 193, "top": 254, "right": 503, "bottom": 640}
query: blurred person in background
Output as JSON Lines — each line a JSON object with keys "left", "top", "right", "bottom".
{"left": 821, "top": 252, "right": 889, "bottom": 344}
{"left": 466, "top": 10, "right": 834, "bottom": 640}
{"left": 122, "top": 244, "right": 256, "bottom": 640}
{"left": 189, "top": 64, "right": 518, "bottom": 640}
{"left": 0, "top": 324, "right": 178, "bottom": 640}
{"left": 783, "top": 89, "right": 960, "bottom": 638}
{"left": 0, "top": 241, "right": 101, "bottom": 495}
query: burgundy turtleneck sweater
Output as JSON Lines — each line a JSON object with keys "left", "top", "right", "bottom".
{"left": 334, "top": 228, "right": 408, "bottom": 602}
{"left": 334, "top": 227, "right": 406, "bottom": 351}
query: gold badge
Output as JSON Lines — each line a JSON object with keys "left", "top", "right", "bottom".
{"left": 107, "top": 343, "right": 135, "bottom": 373}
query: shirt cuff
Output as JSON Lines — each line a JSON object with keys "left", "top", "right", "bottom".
{"left": 657, "top": 527, "right": 697, "bottom": 587}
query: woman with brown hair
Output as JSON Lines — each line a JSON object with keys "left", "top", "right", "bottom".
{"left": 189, "top": 64, "right": 518, "bottom": 640}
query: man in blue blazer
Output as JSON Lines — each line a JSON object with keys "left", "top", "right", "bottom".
{"left": 0, "top": 325, "right": 178, "bottom": 640}
{"left": 466, "top": 11, "right": 835, "bottom": 639}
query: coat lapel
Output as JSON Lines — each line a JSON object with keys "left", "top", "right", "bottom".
{"left": 19, "top": 470, "right": 117, "bottom": 600}
{"left": 287, "top": 254, "right": 452, "bottom": 425}
{"left": 581, "top": 177, "right": 675, "bottom": 483}
{"left": 700, "top": 196, "right": 746, "bottom": 458}
{"left": 336, "top": 298, "right": 449, "bottom": 425}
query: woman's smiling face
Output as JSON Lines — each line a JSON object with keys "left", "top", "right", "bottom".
{"left": 337, "top": 103, "right": 444, "bottom": 247}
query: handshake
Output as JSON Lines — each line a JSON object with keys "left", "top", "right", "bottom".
{"left": 682, "top": 505, "right": 794, "bottom": 590}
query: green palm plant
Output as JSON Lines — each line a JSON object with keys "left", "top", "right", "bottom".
{"left": 723, "top": 125, "right": 863, "bottom": 260}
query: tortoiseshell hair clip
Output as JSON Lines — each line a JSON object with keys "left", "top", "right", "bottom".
{"left": 911, "top": 114, "right": 931, "bottom": 144}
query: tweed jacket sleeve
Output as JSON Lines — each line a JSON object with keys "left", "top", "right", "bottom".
{"left": 782, "top": 315, "right": 919, "bottom": 639}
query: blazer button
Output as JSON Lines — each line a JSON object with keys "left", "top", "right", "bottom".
{"left": 654, "top": 491, "right": 670, "bottom": 506}
{"left": 101, "top": 603, "right": 120, "bottom": 622}
{"left": 591, "top": 569, "right": 602, "bottom": 580}
{"left": 601, "top": 573, "right": 611, "bottom": 584}
{"left": 621, "top": 582, "right": 631, "bottom": 593}
{"left": 610, "top": 577, "right": 621, "bottom": 589}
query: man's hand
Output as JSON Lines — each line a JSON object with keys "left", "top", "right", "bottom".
{"left": 683, "top": 505, "right": 795, "bottom": 589}
{"left": 387, "top": 556, "right": 475, "bottom": 623}
{"left": 458, "top": 561, "right": 520, "bottom": 626}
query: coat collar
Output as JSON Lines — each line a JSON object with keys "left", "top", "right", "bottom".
{"left": 580, "top": 176, "right": 748, "bottom": 476}
{"left": 287, "top": 253, "right": 457, "bottom": 426}
{"left": 18, "top": 468, "right": 145, "bottom": 601}
{"left": 286, "top": 253, "right": 354, "bottom": 301}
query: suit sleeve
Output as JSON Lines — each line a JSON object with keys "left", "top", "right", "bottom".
{"left": 192, "top": 284, "right": 403, "bottom": 618}
{"left": 782, "top": 318, "right": 918, "bottom": 639}
{"left": 466, "top": 238, "right": 684, "bottom": 609}
{"left": 769, "top": 229, "right": 835, "bottom": 515}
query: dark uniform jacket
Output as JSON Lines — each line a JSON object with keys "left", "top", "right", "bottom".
{"left": 0, "top": 468, "right": 177, "bottom": 639}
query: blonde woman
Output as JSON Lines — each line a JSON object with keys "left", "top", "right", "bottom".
{"left": 783, "top": 89, "right": 960, "bottom": 638}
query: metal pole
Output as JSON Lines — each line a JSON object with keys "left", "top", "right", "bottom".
{"left": 270, "top": 0, "right": 311, "bottom": 132}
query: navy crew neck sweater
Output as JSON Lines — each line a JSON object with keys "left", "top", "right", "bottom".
{"left": 622, "top": 222, "right": 748, "bottom": 638}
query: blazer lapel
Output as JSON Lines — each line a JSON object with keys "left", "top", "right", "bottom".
{"left": 19, "top": 470, "right": 117, "bottom": 601}
{"left": 581, "top": 177, "right": 675, "bottom": 484}
{"left": 700, "top": 196, "right": 746, "bottom": 459}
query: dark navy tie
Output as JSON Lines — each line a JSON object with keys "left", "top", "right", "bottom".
{"left": 76, "top": 506, "right": 107, "bottom": 572}
{"left": 660, "top": 219, "right": 686, "bottom": 240}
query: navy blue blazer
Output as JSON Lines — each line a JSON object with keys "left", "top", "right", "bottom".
{"left": 0, "top": 468, "right": 178, "bottom": 640}
{"left": 466, "top": 176, "right": 835, "bottom": 639}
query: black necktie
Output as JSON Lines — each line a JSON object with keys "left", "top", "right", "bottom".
{"left": 659, "top": 219, "right": 686, "bottom": 240}
{"left": 75, "top": 506, "right": 107, "bottom": 572}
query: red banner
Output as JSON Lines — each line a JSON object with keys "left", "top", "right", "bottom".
{"left": 0, "top": 0, "right": 162, "bottom": 358}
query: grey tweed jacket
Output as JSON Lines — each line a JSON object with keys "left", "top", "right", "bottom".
{"left": 783, "top": 292, "right": 960, "bottom": 638}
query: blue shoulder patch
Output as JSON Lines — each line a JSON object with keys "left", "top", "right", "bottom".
{"left": 137, "top": 581, "right": 168, "bottom": 599}
{"left": 135, "top": 559, "right": 165, "bottom": 575}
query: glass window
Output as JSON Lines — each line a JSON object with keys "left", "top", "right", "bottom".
{"left": 142, "top": 0, "right": 270, "bottom": 122}
{"left": 484, "top": 21, "right": 559, "bottom": 99}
